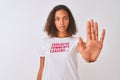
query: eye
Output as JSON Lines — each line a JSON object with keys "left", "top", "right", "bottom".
{"left": 55, "top": 17, "right": 60, "bottom": 21}
{"left": 63, "top": 17, "right": 69, "bottom": 21}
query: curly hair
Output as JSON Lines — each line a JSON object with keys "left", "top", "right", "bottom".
{"left": 44, "top": 4, "right": 77, "bottom": 37}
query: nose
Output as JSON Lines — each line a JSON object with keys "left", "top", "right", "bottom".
{"left": 60, "top": 19, "right": 64, "bottom": 25}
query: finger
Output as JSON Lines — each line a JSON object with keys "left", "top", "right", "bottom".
{"left": 86, "top": 21, "right": 92, "bottom": 41}
{"left": 91, "top": 19, "right": 95, "bottom": 40}
{"left": 100, "top": 29, "right": 105, "bottom": 44}
{"left": 95, "top": 22, "right": 98, "bottom": 41}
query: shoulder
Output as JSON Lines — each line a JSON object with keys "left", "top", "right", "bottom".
{"left": 70, "top": 36, "right": 79, "bottom": 44}
{"left": 40, "top": 37, "right": 52, "bottom": 47}
{"left": 70, "top": 36, "right": 79, "bottom": 41}
{"left": 41, "top": 37, "right": 53, "bottom": 43}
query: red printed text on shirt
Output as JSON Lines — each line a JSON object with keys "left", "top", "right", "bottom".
{"left": 50, "top": 42, "right": 69, "bottom": 53}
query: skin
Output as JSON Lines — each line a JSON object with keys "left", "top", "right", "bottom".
{"left": 37, "top": 9, "right": 106, "bottom": 80}
{"left": 54, "top": 9, "right": 70, "bottom": 38}
{"left": 77, "top": 20, "right": 105, "bottom": 62}
{"left": 37, "top": 57, "right": 45, "bottom": 80}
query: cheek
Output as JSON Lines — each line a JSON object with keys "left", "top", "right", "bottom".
{"left": 65, "top": 21, "right": 69, "bottom": 27}
{"left": 54, "top": 21, "right": 58, "bottom": 28}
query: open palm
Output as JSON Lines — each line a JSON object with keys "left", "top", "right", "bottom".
{"left": 77, "top": 19, "right": 105, "bottom": 62}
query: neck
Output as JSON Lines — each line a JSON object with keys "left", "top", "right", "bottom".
{"left": 57, "top": 32, "right": 69, "bottom": 38}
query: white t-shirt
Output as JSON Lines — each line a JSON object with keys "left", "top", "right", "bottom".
{"left": 39, "top": 36, "right": 80, "bottom": 80}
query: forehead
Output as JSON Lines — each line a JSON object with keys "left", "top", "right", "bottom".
{"left": 55, "top": 9, "right": 69, "bottom": 17}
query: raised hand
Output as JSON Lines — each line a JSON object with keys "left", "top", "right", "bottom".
{"left": 77, "top": 19, "right": 105, "bottom": 62}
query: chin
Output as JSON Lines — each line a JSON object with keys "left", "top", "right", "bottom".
{"left": 59, "top": 30, "right": 66, "bottom": 33}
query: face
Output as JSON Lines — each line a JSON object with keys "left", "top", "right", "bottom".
{"left": 54, "top": 9, "right": 69, "bottom": 35}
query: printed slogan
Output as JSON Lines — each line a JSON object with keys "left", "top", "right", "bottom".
{"left": 50, "top": 42, "right": 69, "bottom": 53}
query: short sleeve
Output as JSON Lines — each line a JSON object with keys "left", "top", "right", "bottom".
{"left": 38, "top": 39, "right": 47, "bottom": 57}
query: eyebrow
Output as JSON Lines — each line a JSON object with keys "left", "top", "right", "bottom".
{"left": 55, "top": 16, "right": 69, "bottom": 18}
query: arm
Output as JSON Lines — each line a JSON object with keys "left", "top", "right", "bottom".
{"left": 37, "top": 57, "right": 45, "bottom": 80}
{"left": 77, "top": 19, "right": 105, "bottom": 62}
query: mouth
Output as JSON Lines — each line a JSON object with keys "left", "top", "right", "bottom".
{"left": 58, "top": 27, "right": 66, "bottom": 32}
{"left": 59, "top": 26, "right": 65, "bottom": 29}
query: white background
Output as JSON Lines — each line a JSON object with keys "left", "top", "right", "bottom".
{"left": 0, "top": 0, "right": 120, "bottom": 80}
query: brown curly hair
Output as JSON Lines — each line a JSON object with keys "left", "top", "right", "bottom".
{"left": 44, "top": 4, "right": 77, "bottom": 37}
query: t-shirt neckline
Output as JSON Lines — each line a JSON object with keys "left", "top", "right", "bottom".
{"left": 54, "top": 36, "right": 73, "bottom": 39}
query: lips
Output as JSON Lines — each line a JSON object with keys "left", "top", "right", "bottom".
{"left": 56, "top": 25, "right": 67, "bottom": 33}
{"left": 59, "top": 26, "right": 65, "bottom": 30}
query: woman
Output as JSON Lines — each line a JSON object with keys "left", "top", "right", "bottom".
{"left": 37, "top": 4, "right": 105, "bottom": 80}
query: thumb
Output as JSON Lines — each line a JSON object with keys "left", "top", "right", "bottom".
{"left": 78, "top": 37, "right": 83, "bottom": 46}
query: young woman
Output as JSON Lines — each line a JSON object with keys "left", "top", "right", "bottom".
{"left": 37, "top": 5, "right": 105, "bottom": 80}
